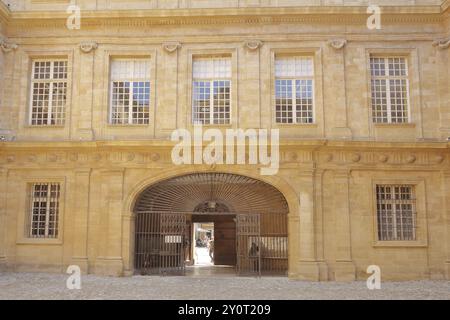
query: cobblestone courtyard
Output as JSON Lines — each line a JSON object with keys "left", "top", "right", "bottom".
{"left": 0, "top": 272, "right": 449, "bottom": 300}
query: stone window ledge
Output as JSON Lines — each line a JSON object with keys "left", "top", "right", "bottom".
{"left": 274, "top": 123, "right": 318, "bottom": 128}
{"left": 23, "top": 125, "right": 66, "bottom": 129}
{"left": 188, "top": 124, "right": 233, "bottom": 128}
{"left": 372, "top": 240, "right": 427, "bottom": 248}
{"left": 16, "top": 239, "right": 63, "bottom": 246}
{"left": 373, "top": 123, "right": 416, "bottom": 128}
{"left": 106, "top": 124, "right": 150, "bottom": 128}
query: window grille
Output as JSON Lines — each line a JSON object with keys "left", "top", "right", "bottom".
{"left": 27, "top": 183, "right": 61, "bottom": 239}
{"left": 376, "top": 184, "right": 416, "bottom": 241}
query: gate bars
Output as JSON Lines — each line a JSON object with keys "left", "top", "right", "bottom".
{"left": 134, "top": 211, "right": 288, "bottom": 276}
{"left": 135, "top": 212, "right": 186, "bottom": 275}
{"left": 236, "top": 214, "right": 261, "bottom": 276}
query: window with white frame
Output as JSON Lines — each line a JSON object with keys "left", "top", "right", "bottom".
{"left": 30, "top": 60, "right": 68, "bottom": 126}
{"left": 27, "top": 183, "right": 61, "bottom": 239}
{"left": 275, "top": 56, "right": 314, "bottom": 124}
{"left": 110, "top": 59, "right": 151, "bottom": 125}
{"left": 192, "top": 57, "right": 231, "bottom": 125}
{"left": 376, "top": 185, "right": 416, "bottom": 241}
{"left": 370, "top": 57, "right": 410, "bottom": 123}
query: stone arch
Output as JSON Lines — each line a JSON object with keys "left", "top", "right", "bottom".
{"left": 124, "top": 167, "right": 299, "bottom": 217}
{"left": 122, "top": 168, "right": 300, "bottom": 275}
{"left": 133, "top": 172, "right": 290, "bottom": 214}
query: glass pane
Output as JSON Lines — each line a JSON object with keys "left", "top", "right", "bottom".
{"left": 193, "top": 81, "right": 211, "bottom": 124}
{"left": 275, "top": 57, "right": 313, "bottom": 77}
{"left": 275, "top": 79, "right": 293, "bottom": 123}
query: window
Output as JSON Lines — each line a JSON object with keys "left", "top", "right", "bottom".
{"left": 376, "top": 185, "right": 416, "bottom": 241}
{"left": 275, "top": 56, "right": 314, "bottom": 124}
{"left": 27, "top": 183, "right": 61, "bottom": 239}
{"left": 192, "top": 57, "right": 231, "bottom": 125}
{"left": 30, "top": 60, "right": 68, "bottom": 126}
{"left": 370, "top": 57, "right": 410, "bottom": 123}
{"left": 110, "top": 59, "right": 151, "bottom": 125}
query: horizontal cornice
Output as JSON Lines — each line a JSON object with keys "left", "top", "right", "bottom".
{"left": 0, "top": 140, "right": 448, "bottom": 150}
{"left": 6, "top": 33, "right": 446, "bottom": 44}
{"left": 5, "top": 6, "right": 447, "bottom": 28}
{"left": 9, "top": 6, "right": 444, "bottom": 18}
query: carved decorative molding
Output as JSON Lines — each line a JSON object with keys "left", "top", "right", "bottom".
{"left": 327, "top": 39, "right": 347, "bottom": 50}
{"left": 92, "top": 153, "right": 102, "bottom": 161}
{"left": 405, "top": 155, "right": 417, "bottom": 164}
{"left": 69, "top": 153, "right": 78, "bottom": 162}
{"left": 162, "top": 41, "right": 181, "bottom": 53}
{"left": 324, "top": 154, "right": 333, "bottom": 162}
{"left": 350, "top": 153, "right": 361, "bottom": 163}
{"left": 0, "top": 37, "right": 18, "bottom": 53}
{"left": 6, "top": 9, "right": 444, "bottom": 31}
{"left": 151, "top": 153, "right": 161, "bottom": 162}
{"left": 434, "top": 154, "right": 445, "bottom": 164}
{"left": 286, "top": 151, "right": 298, "bottom": 162}
{"left": 80, "top": 41, "right": 98, "bottom": 53}
{"left": 432, "top": 37, "right": 450, "bottom": 50}
{"left": 244, "top": 40, "right": 263, "bottom": 51}
{"left": 378, "top": 154, "right": 389, "bottom": 163}
{"left": 0, "top": 149, "right": 447, "bottom": 168}
{"left": 47, "top": 154, "right": 58, "bottom": 162}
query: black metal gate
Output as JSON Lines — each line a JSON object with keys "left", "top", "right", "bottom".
{"left": 236, "top": 214, "right": 261, "bottom": 276}
{"left": 135, "top": 212, "right": 186, "bottom": 275}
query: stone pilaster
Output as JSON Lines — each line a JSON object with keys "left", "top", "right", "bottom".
{"left": 435, "top": 40, "right": 450, "bottom": 139}
{"left": 326, "top": 39, "right": 352, "bottom": 139}
{"left": 75, "top": 42, "right": 98, "bottom": 140}
{"left": 0, "top": 46, "right": 4, "bottom": 132}
{"left": 71, "top": 169, "right": 91, "bottom": 273}
{"left": 122, "top": 213, "right": 135, "bottom": 276}
{"left": 0, "top": 40, "right": 16, "bottom": 136}
{"left": 95, "top": 169, "right": 125, "bottom": 276}
{"left": 442, "top": 171, "right": 450, "bottom": 279}
{"left": 0, "top": 168, "right": 7, "bottom": 269}
{"left": 314, "top": 168, "right": 328, "bottom": 280}
{"left": 239, "top": 40, "right": 263, "bottom": 129}
{"left": 157, "top": 42, "right": 181, "bottom": 132}
{"left": 332, "top": 169, "right": 356, "bottom": 281}
{"left": 296, "top": 169, "right": 320, "bottom": 281}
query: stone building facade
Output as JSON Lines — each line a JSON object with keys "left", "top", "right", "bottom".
{"left": 0, "top": 0, "right": 449, "bottom": 281}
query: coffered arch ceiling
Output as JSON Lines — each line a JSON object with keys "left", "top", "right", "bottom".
{"left": 134, "top": 172, "right": 289, "bottom": 214}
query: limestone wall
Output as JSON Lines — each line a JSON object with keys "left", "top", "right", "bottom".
{"left": 0, "top": 143, "right": 448, "bottom": 280}
{"left": 0, "top": 9, "right": 448, "bottom": 141}
{"left": 0, "top": 1, "right": 449, "bottom": 280}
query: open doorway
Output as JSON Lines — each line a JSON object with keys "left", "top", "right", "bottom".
{"left": 185, "top": 214, "right": 237, "bottom": 276}
{"left": 193, "top": 222, "right": 214, "bottom": 266}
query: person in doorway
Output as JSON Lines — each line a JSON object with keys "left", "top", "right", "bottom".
{"left": 249, "top": 242, "right": 260, "bottom": 272}
{"left": 207, "top": 237, "right": 214, "bottom": 263}
{"left": 202, "top": 235, "right": 209, "bottom": 247}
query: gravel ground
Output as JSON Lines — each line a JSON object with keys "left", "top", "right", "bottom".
{"left": 0, "top": 272, "right": 449, "bottom": 300}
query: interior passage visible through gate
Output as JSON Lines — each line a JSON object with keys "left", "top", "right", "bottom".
{"left": 133, "top": 173, "right": 289, "bottom": 276}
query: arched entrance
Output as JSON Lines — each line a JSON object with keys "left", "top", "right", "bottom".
{"left": 133, "top": 173, "right": 289, "bottom": 276}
